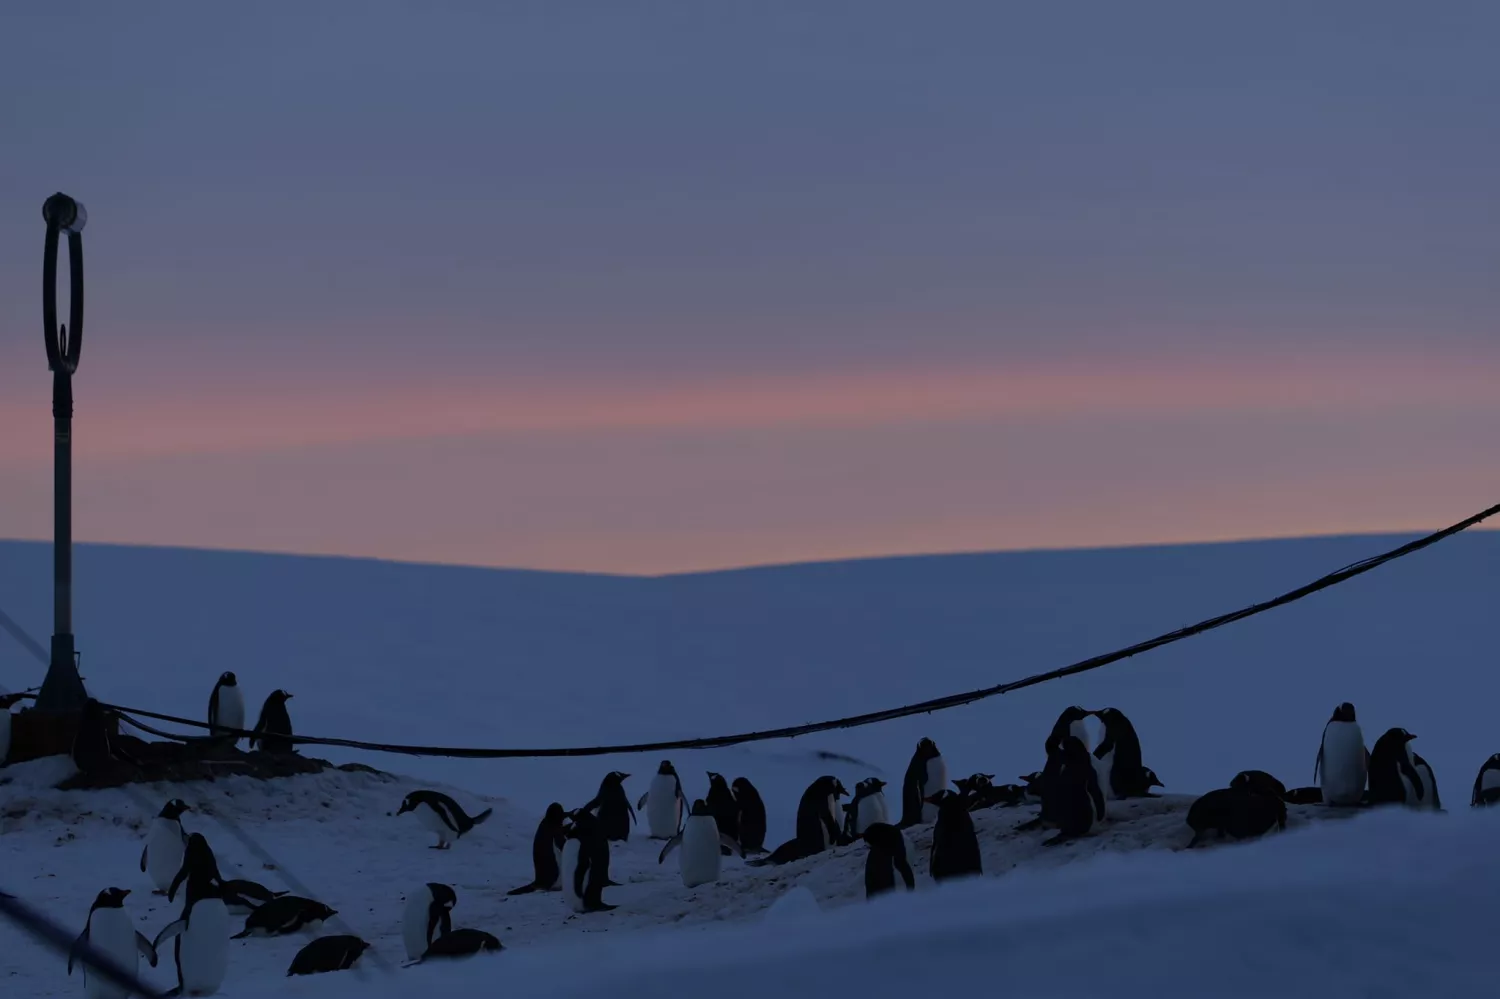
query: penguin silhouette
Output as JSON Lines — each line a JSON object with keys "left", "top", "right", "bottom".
{"left": 507, "top": 803, "right": 568, "bottom": 894}
{"left": 249, "top": 690, "right": 294, "bottom": 755}
{"left": 731, "top": 777, "right": 768, "bottom": 854}
{"left": 862, "top": 823, "right": 915, "bottom": 899}
{"left": 705, "top": 772, "right": 739, "bottom": 853}
{"left": 582, "top": 772, "right": 635, "bottom": 842}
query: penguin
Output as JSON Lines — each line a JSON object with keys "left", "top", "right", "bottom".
{"left": 1090, "top": 707, "right": 1157, "bottom": 799}
{"left": 402, "top": 883, "right": 456, "bottom": 962}
{"left": 862, "top": 822, "right": 916, "bottom": 899}
{"left": 560, "top": 808, "right": 616, "bottom": 913}
{"left": 899, "top": 738, "right": 948, "bottom": 827}
{"left": 249, "top": 689, "right": 294, "bottom": 755}
{"left": 659, "top": 799, "right": 743, "bottom": 887}
{"left": 582, "top": 771, "right": 635, "bottom": 843}
{"left": 1186, "top": 787, "right": 1286, "bottom": 847}
{"left": 1230, "top": 770, "right": 1287, "bottom": 801}
{"left": 506, "top": 803, "right": 568, "bottom": 894}
{"left": 140, "top": 799, "right": 191, "bottom": 895}
{"left": 396, "top": 790, "right": 493, "bottom": 849}
{"left": 843, "top": 778, "right": 890, "bottom": 840}
{"left": 231, "top": 895, "right": 337, "bottom": 938}
{"left": 637, "top": 761, "right": 686, "bottom": 840}
{"left": 206, "top": 671, "right": 244, "bottom": 743}
{"left": 413, "top": 928, "right": 502, "bottom": 962}
{"left": 731, "top": 777, "right": 768, "bottom": 854}
{"left": 0, "top": 691, "right": 25, "bottom": 766}
{"left": 1314, "top": 702, "right": 1368, "bottom": 807}
{"left": 287, "top": 935, "right": 369, "bottom": 977}
{"left": 220, "top": 879, "right": 289, "bottom": 917}
{"left": 1368, "top": 727, "right": 1425, "bottom": 807}
{"left": 1412, "top": 750, "right": 1441, "bottom": 811}
{"left": 1018, "top": 771, "right": 1046, "bottom": 801}
{"left": 1033, "top": 706, "right": 1094, "bottom": 802}
{"left": 705, "top": 772, "right": 739, "bottom": 853}
{"left": 68, "top": 888, "right": 158, "bottom": 999}
{"left": 152, "top": 834, "right": 229, "bottom": 998}
{"left": 749, "top": 776, "right": 848, "bottom": 866}
{"left": 1019, "top": 735, "right": 1107, "bottom": 846}
{"left": 927, "top": 789, "right": 982, "bottom": 880}
{"left": 1471, "top": 754, "right": 1500, "bottom": 807}
{"left": 1284, "top": 786, "right": 1323, "bottom": 805}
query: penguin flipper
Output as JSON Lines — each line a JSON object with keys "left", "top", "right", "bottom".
{"left": 139, "top": 844, "right": 148, "bottom": 873}
{"left": 658, "top": 833, "right": 683, "bottom": 865}
{"left": 135, "top": 931, "right": 159, "bottom": 967}
{"left": 470, "top": 807, "right": 494, "bottom": 828}
{"left": 636, "top": 793, "right": 648, "bottom": 811}
{"left": 506, "top": 883, "right": 540, "bottom": 896}
{"left": 719, "top": 833, "right": 744, "bottom": 858}
{"left": 152, "top": 919, "right": 187, "bottom": 951}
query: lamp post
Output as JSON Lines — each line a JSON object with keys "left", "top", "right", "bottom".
{"left": 34, "top": 192, "right": 88, "bottom": 715}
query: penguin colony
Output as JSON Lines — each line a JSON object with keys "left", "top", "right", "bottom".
{"left": 16, "top": 674, "right": 1499, "bottom": 996}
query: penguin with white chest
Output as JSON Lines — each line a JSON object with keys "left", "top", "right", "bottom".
{"left": 637, "top": 761, "right": 686, "bottom": 840}
{"left": 560, "top": 808, "right": 616, "bottom": 913}
{"left": 843, "top": 778, "right": 890, "bottom": 840}
{"left": 898, "top": 738, "right": 948, "bottom": 827}
{"left": 69, "top": 888, "right": 158, "bottom": 999}
{"left": 396, "top": 790, "right": 493, "bottom": 849}
{"left": 659, "top": 799, "right": 742, "bottom": 888}
{"left": 748, "top": 776, "right": 848, "bottom": 866}
{"left": 141, "top": 799, "right": 191, "bottom": 895}
{"left": 1472, "top": 754, "right": 1500, "bottom": 807}
{"left": 1090, "top": 707, "right": 1160, "bottom": 799}
{"left": 206, "top": 672, "right": 244, "bottom": 744}
{"left": 1314, "top": 702, "right": 1368, "bottom": 807}
{"left": 506, "top": 803, "right": 568, "bottom": 895}
{"left": 402, "top": 883, "right": 456, "bottom": 962}
{"left": 153, "top": 834, "right": 230, "bottom": 998}
{"left": 1370, "top": 728, "right": 1440, "bottom": 810}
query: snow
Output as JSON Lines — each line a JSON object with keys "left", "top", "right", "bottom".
{"left": 2, "top": 531, "right": 1498, "bottom": 996}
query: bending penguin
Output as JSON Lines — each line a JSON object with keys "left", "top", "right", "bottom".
{"left": 749, "top": 776, "right": 847, "bottom": 866}
{"left": 1090, "top": 707, "right": 1160, "bottom": 799}
{"left": 397, "top": 790, "right": 493, "bottom": 849}
{"left": 582, "top": 771, "right": 635, "bottom": 843}
{"left": 506, "top": 803, "right": 568, "bottom": 895}
{"left": 862, "top": 822, "right": 916, "bottom": 900}
{"left": 206, "top": 672, "right": 244, "bottom": 744}
{"left": 731, "top": 777, "right": 768, "bottom": 855}
{"left": 1314, "top": 702, "right": 1368, "bottom": 807}
{"left": 659, "top": 799, "right": 743, "bottom": 888}
{"left": 402, "top": 883, "right": 456, "bottom": 962}
{"left": 153, "top": 834, "right": 229, "bottom": 998}
{"left": 141, "top": 799, "right": 191, "bottom": 895}
{"left": 637, "top": 761, "right": 686, "bottom": 840}
{"left": 899, "top": 738, "right": 948, "bottom": 827}
{"left": 249, "top": 689, "right": 294, "bottom": 755}
{"left": 1186, "top": 786, "right": 1286, "bottom": 846}
{"left": 705, "top": 772, "right": 739, "bottom": 853}
{"left": 1019, "top": 735, "right": 1107, "bottom": 846}
{"left": 69, "top": 888, "right": 158, "bottom": 999}
{"left": 560, "top": 808, "right": 616, "bottom": 913}
{"left": 288, "top": 935, "right": 369, "bottom": 977}
{"left": 1472, "top": 754, "right": 1500, "bottom": 807}
{"left": 928, "top": 789, "right": 982, "bottom": 880}
{"left": 219, "top": 878, "right": 288, "bottom": 917}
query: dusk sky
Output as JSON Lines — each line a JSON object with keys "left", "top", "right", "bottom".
{"left": 2, "top": 3, "right": 1497, "bottom": 574}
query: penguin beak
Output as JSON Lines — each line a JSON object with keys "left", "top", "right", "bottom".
{"left": 119, "top": 890, "right": 131, "bottom": 898}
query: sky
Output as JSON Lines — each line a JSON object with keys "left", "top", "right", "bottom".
{"left": 1, "top": 2, "right": 1497, "bottom": 574}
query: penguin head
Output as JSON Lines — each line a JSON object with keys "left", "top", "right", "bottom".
{"left": 309, "top": 902, "right": 338, "bottom": 921}
{"left": 218, "top": 671, "right": 237, "bottom": 686}
{"left": 690, "top": 798, "right": 711, "bottom": 815}
{"left": 268, "top": 689, "right": 293, "bottom": 704}
{"left": 91, "top": 887, "right": 130, "bottom": 910}
{"left": 916, "top": 737, "right": 939, "bottom": 757}
{"left": 657, "top": 761, "right": 676, "bottom": 776}
{"left": 1331, "top": 702, "right": 1357, "bottom": 723}
{"left": 396, "top": 794, "right": 419, "bottom": 816}
{"left": 866, "top": 778, "right": 886, "bottom": 792}
{"left": 427, "top": 883, "right": 457, "bottom": 909}
{"left": 1488, "top": 754, "right": 1500, "bottom": 768}
{"left": 542, "top": 802, "right": 567, "bottom": 824}
{"left": 160, "top": 799, "right": 191, "bottom": 820}
{"left": 707, "top": 771, "right": 727, "bottom": 787}
{"left": 1393, "top": 728, "right": 1416, "bottom": 743}
{"left": 924, "top": 789, "right": 959, "bottom": 807}
{"left": 605, "top": 771, "right": 629, "bottom": 786}
{"left": 820, "top": 776, "right": 848, "bottom": 797}
{"left": 730, "top": 777, "right": 755, "bottom": 796}
{"left": 1142, "top": 767, "right": 1165, "bottom": 789}
{"left": 1018, "top": 771, "right": 1042, "bottom": 785}
{"left": 1058, "top": 735, "right": 1091, "bottom": 763}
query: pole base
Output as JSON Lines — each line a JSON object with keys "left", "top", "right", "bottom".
{"left": 33, "top": 633, "right": 87, "bottom": 715}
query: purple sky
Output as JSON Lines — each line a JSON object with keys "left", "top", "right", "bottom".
{"left": 2, "top": 2, "right": 1498, "bottom": 573}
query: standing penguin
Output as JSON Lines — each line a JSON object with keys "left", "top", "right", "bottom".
{"left": 844, "top": 778, "right": 890, "bottom": 840}
{"left": 206, "top": 672, "right": 244, "bottom": 744}
{"left": 1368, "top": 727, "right": 1425, "bottom": 806}
{"left": 659, "top": 799, "right": 742, "bottom": 888}
{"left": 582, "top": 771, "right": 635, "bottom": 843}
{"left": 862, "top": 822, "right": 916, "bottom": 899}
{"left": 140, "top": 800, "right": 191, "bottom": 895}
{"left": 898, "top": 738, "right": 948, "bottom": 827}
{"left": 705, "top": 772, "right": 740, "bottom": 852}
{"left": 0, "top": 691, "right": 25, "bottom": 766}
{"left": 153, "top": 834, "right": 230, "bottom": 998}
{"left": 1090, "top": 707, "right": 1156, "bottom": 799}
{"left": 1412, "top": 750, "right": 1441, "bottom": 811}
{"left": 402, "top": 883, "right": 456, "bottom": 962}
{"left": 1314, "top": 702, "right": 1368, "bottom": 807}
{"left": 1471, "top": 754, "right": 1500, "bottom": 807}
{"left": 1021, "top": 735, "right": 1107, "bottom": 847}
{"left": 731, "top": 777, "right": 768, "bottom": 854}
{"left": 560, "top": 808, "right": 616, "bottom": 913}
{"left": 749, "top": 776, "right": 848, "bottom": 866}
{"left": 506, "top": 803, "right": 568, "bottom": 895}
{"left": 396, "top": 790, "right": 493, "bottom": 849}
{"left": 249, "top": 690, "right": 294, "bottom": 755}
{"left": 637, "top": 762, "right": 686, "bottom": 840}
{"left": 68, "top": 888, "right": 158, "bottom": 999}
{"left": 928, "top": 790, "right": 982, "bottom": 881}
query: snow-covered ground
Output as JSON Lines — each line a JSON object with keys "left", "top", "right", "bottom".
{"left": 2, "top": 531, "right": 1498, "bottom": 996}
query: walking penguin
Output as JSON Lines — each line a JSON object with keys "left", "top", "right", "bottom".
{"left": 396, "top": 790, "right": 493, "bottom": 849}
{"left": 141, "top": 799, "right": 191, "bottom": 895}
{"left": 658, "top": 799, "right": 742, "bottom": 888}
{"left": 560, "top": 808, "right": 616, "bottom": 913}
{"left": 153, "top": 833, "right": 230, "bottom": 998}
{"left": 637, "top": 761, "right": 686, "bottom": 840}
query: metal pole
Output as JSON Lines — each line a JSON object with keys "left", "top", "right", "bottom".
{"left": 34, "top": 192, "right": 88, "bottom": 715}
